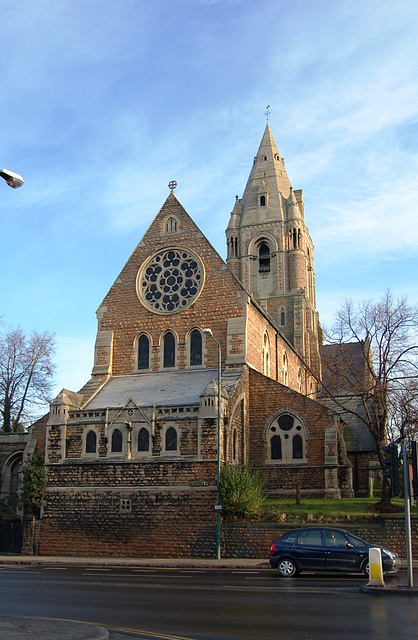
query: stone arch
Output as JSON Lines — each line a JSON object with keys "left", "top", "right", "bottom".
{"left": 134, "top": 332, "right": 152, "bottom": 371}
{"left": 186, "top": 327, "right": 203, "bottom": 367}
{"left": 262, "top": 408, "right": 310, "bottom": 442}
{"left": 263, "top": 408, "right": 310, "bottom": 464}
{"left": 227, "top": 394, "right": 246, "bottom": 464}
{"left": 1, "top": 452, "right": 24, "bottom": 498}
{"left": 162, "top": 215, "right": 181, "bottom": 234}
{"left": 159, "top": 329, "right": 179, "bottom": 370}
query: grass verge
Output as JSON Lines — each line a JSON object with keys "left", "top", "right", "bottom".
{"left": 257, "top": 497, "right": 405, "bottom": 524}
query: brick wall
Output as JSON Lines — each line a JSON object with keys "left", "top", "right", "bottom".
{"left": 247, "top": 368, "right": 345, "bottom": 495}
{"left": 223, "top": 517, "right": 418, "bottom": 559}
{"left": 40, "top": 458, "right": 219, "bottom": 557}
{"left": 95, "top": 195, "right": 245, "bottom": 376}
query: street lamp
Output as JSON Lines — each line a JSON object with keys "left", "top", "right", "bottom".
{"left": 0, "top": 168, "right": 24, "bottom": 189}
{"left": 203, "top": 327, "right": 222, "bottom": 559}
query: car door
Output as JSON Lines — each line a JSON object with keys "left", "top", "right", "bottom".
{"left": 294, "top": 529, "right": 326, "bottom": 571}
{"left": 324, "top": 529, "right": 367, "bottom": 572}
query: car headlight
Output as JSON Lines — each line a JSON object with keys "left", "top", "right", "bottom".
{"left": 382, "top": 550, "right": 397, "bottom": 559}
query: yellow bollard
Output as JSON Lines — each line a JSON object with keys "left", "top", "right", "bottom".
{"left": 367, "top": 547, "right": 385, "bottom": 587}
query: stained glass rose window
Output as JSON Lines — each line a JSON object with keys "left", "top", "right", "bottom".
{"left": 137, "top": 248, "right": 204, "bottom": 314}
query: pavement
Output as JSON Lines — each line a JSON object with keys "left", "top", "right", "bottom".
{"left": 0, "top": 553, "right": 270, "bottom": 569}
{"left": 0, "top": 554, "right": 417, "bottom": 638}
{"left": 0, "top": 616, "right": 108, "bottom": 639}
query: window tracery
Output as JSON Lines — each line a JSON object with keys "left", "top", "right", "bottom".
{"left": 137, "top": 248, "right": 204, "bottom": 315}
{"left": 266, "top": 412, "right": 307, "bottom": 463}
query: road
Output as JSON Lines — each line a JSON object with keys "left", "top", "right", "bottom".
{"left": 0, "top": 564, "right": 416, "bottom": 639}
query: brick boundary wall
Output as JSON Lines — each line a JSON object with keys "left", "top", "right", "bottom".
{"left": 23, "top": 514, "right": 417, "bottom": 559}
{"left": 223, "top": 516, "right": 418, "bottom": 560}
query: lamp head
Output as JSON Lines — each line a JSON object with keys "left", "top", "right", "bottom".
{"left": 0, "top": 169, "right": 24, "bottom": 189}
{"left": 203, "top": 328, "right": 213, "bottom": 336}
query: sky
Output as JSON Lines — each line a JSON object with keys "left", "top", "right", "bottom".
{"left": 1, "top": 0, "right": 418, "bottom": 406}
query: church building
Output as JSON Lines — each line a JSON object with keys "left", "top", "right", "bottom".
{"left": 39, "top": 125, "right": 352, "bottom": 558}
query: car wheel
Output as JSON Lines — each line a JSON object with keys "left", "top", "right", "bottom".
{"left": 278, "top": 558, "right": 298, "bottom": 577}
{"left": 362, "top": 560, "right": 370, "bottom": 576}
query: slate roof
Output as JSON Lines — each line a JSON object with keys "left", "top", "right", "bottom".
{"left": 320, "top": 342, "right": 376, "bottom": 452}
{"left": 83, "top": 368, "right": 244, "bottom": 410}
{"left": 320, "top": 342, "right": 369, "bottom": 396}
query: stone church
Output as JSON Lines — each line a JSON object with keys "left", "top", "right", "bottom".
{"left": 37, "top": 124, "right": 357, "bottom": 558}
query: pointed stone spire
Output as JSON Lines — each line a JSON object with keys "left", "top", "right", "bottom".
{"left": 227, "top": 195, "right": 242, "bottom": 231}
{"left": 286, "top": 187, "right": 303, "bottom": 222}
{"left": 238, "top": 124, "right": 293, "bottom": 225}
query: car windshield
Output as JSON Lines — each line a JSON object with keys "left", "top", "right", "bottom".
{"left": 344, "top": 533, "right": 368, "bottom": 548}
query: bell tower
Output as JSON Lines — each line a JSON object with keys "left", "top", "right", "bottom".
{"left": 226, "top": 124, "right": 321, "bottom": 378}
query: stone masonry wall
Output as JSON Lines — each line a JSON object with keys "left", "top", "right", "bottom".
{"left": 223, "top": 517, "right": 418, "bottom": 560}
{"left": 40, "top": 459, "right": 219, "bottom": 557}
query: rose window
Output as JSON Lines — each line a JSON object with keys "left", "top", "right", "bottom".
{"left": 137, "top": 248, "right": 204, "bottom": 314}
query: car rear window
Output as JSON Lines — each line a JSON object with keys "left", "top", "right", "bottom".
{"left": 281, "top": 532, "right": 299, "bottom": 544}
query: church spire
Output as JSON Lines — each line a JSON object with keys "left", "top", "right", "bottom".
{"left": 238, "top": 124, "right": 293, "bottom": 226}
{"left": 225, "top": 123, "right": 321, "bottom": 378}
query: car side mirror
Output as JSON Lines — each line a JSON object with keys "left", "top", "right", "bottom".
{"left": 346, "top": 543, "right": 354, "bottom": 549}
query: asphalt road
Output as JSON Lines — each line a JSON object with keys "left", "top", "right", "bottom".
{"left": 0, "top": 565, "right": 416, "bottom": 640}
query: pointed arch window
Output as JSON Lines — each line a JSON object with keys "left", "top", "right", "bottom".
{"left": 163, "top": 332, "right": 176, "bottom": 368}
{"left": 262, "top": 332, "right": 270, "bottom": 376}
{"left": 283, "top": 352, "right": 289, "bottom": 386}
{"left": 165, "top": 217, "right": 178, "bottom": 233}
{"left": 111, "top": 428, "right": 123, "bottom": 453}
{"left": 292, "top": 434, "right": 303, "bottom": 459}
{"left": 165, "top": 427, "right": 178, "bottom": 452}
{"left": 271, "top": 435, "right": 282, "bottom": 460}
{"left": 260, "top": 195, "right": 266, "bottom": 207}
{"left": 258, "top": 242, "right": 270, "bottom": 273}
{"left": 232, "top": 428, "right": 238, "bottom": 462}
{"left": 85, "top": 430, "right": 97, "bottom": 454}
{"left": 190, "top": 329, "right": 202, "bottom": 366}
{"left": 280, "top": 309, "right": 286, "bottom": 326}
{"left": 266, "top": 412, "right": 307, "bottom": 464}
{"left": 138, "top": 334, "right": 150, "bottom": 370}
{"left": 138, "top": 428, "right": 150, "bottom": 452}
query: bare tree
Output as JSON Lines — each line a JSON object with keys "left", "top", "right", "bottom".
{"left": 320, "top": 291, "right": 418, "bottom": 505}
{"left": 388, "top": 379, "right": 418, "bottom": 445}
{"left": 0, "top": 326, "right": 56, "bottom": 432}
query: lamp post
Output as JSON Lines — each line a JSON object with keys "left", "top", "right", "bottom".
{"left": 0, "top": 169, "right": 24, "bottom": 189}
{"left": 203, "top": 328, "right": 222, "bottom": 559}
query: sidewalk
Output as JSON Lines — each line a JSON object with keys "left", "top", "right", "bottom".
{"left": 0, "top": 554, "right": 270, "bottom": 569}
{"left": 0, "top": 616, "right": 108, "bottom": 640}
{"left": 0, "top": 553, "right": 416, "bottom": 570}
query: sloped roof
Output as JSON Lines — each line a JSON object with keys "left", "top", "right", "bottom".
{"left": 320, "top": 342, "right": 369, "bottom": 396}
{"left": 320, "top": 396, "right": 376, "bottom": 452}
{"left": 83, "top": 368, "right": 244, "bottom": 410}
{"left": 320, "top": 342, "right": 376, "bottom": 452}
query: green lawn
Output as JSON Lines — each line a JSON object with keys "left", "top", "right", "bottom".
{"left": 260, "top": 497, "right": 405, "bottom": 523}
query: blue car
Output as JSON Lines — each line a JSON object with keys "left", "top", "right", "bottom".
{"left": 269, "top": 527, "right": 400, "bottom": 577}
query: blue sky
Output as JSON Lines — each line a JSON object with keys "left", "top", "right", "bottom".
{"left": 1, "top": 0, "right": 417, "bottom": 400}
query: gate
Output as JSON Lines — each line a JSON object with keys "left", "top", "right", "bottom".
{"left": 0, "top": 522, "right": 23, "bottom": 553}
